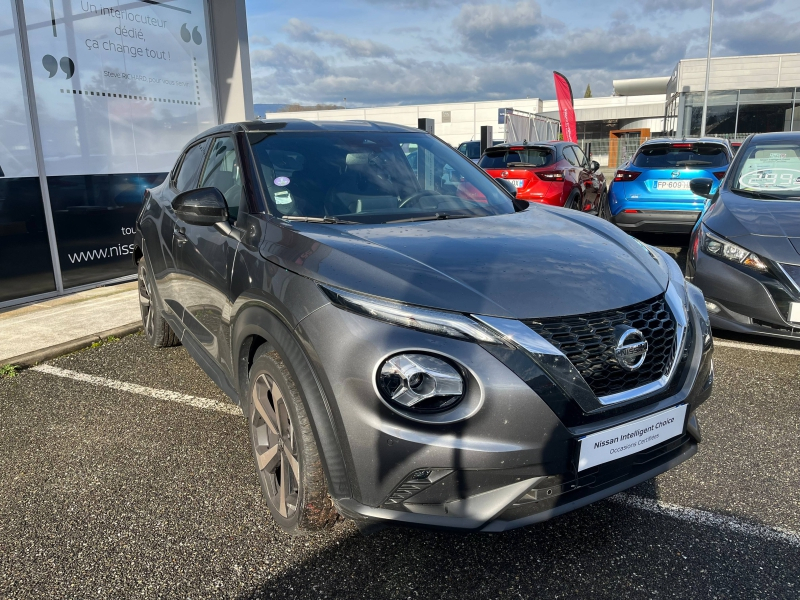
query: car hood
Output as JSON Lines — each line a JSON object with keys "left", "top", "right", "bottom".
{"left": 260, "top": 207, "right": 668, "bottom": 319}
{"left": 703, "top": 192, "right": 800, "bottom": 263}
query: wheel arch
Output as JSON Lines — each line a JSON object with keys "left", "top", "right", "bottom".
{"left": 232, "top": 302, "right": 353, "bottom": 501}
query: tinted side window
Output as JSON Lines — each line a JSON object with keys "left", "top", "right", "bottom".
{"left": 174, "top": 142, "right": 207, "bottom": 192}
{"left": 199, "top": 136, "right": 242, "bottom": 220}
{"left": 573, "top": 146, "right": 589, "bottom": 167}
{"left": 562, "top": 147, "right": 579, "bottom": 167}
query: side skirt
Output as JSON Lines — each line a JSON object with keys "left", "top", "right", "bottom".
{"left": 163, "top": 311, "right": 242, "bottom": 406}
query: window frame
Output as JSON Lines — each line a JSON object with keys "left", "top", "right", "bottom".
{"left": 171, "top": 139, "right": 210, "bottom": 193}
{"left": 562, "top": 146, "right": 579, "bottom": 167}
{"left": 572, "top": 145, "right": 589, "bottom": 168}
{"left": 197, "top": 134, "right": 246, "bottom": 221}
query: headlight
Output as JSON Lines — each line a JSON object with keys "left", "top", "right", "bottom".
{"left": 320, "top": 285, "right": 501, "bottom": 343}
{"left": 377, "top": 353, "right": 464, "bottom": 412}
{"left": 700, "top": 226, "right": 768, "bottom": 272}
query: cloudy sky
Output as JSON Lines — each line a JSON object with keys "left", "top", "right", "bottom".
{"left": 244, "top": 0, "right": 800, "bottom": 107}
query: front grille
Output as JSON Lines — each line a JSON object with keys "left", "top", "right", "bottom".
{"left": 523, "top": 295, "right": 677, "bottom": 398}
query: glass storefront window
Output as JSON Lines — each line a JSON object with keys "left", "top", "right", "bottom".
{"left": 685, "top": 91, "right": 738, "bottom": 107}
{"left": 20, "top": 0, "right": 217, "bottom": 289}
{"left": 681, "top": 88, "right": 800, "bottom": 137}
{"left": 738, "top": 88, "right": 794, "bottom": 103}
{"left": 688, "top": 105, "right": 738, "bottom": 136}
{"left": 0, "top": 0, "right": 55, "bottom": 302}
{"left": 736, "top": 102, "right": 794, "bottom": 136}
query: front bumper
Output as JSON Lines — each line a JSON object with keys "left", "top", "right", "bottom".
{"left": 612, "top": 210, "right": 701, "bottom": 233}
{"left": 690, "top": 248, "right": 800, "bottom": 340}
{"left": 294, "top": 286, "right": 712, "bottom": 532}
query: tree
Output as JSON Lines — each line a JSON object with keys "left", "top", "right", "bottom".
{"left": 584, "top": 84, "right": 593, "bottom": 98}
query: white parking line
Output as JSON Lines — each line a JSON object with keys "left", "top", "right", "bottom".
{"left": 612, "top": 493, "right": 800, "bottom": 548}
{"left": 714, "top": 339, "right": 800, "bottom": 356}
{"left": 31, "top": 364, "right": 242, "bottom": 416}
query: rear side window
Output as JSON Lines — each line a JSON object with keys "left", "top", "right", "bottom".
{"left": 174, "top": 142, "right": 207, "bottom": 192}
{"left": 562, "top": 147, "right": 579, "bottom": 167}
{"left": 573, "top": 146, "right": 589, "bottom": 167}
{"left": 632, "top": 144, "right": 729, "bottom": 168}
{"left": 478, "top": 148, "right": 553, "bottom": 169}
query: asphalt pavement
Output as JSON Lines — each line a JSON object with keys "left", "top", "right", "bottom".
{"left": 1, "top": 234, "right": 799, "bottom": 599}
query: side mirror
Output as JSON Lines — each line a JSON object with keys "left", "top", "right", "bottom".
{"left": 690, "top": 178, "right": 714, "bottom": 199}
{"left": 172, "top": 187, "right": 228, "bottom": 226}
{"left": 591, "top": 160, "right": 600, "bottom": 173}
{"left": 495, "top": 178, "right": 518, "bottom": 198}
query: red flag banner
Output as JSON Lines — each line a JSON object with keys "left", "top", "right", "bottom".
{"left": 553, "top": 71, "right": 577, "bottom": 143}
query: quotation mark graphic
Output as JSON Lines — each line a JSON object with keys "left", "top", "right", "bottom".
{"left": 42, "top": 54, "right": 74, "bottom": 79}
{"left": 180, "top": 24, "right": 202, "bottom": 45}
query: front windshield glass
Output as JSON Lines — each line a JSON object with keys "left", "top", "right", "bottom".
{"left": 248, "top": 131, "right": 515, "bottom": 223}
{"left": 731, "top": 141, "right": 800, "bottom": 200}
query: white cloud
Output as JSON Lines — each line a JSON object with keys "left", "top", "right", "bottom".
{"left": 284, "top": 18, "right": 396, "bottom": 58}
{"left": 453, "top": 0, "right": 562, "bottom": 54}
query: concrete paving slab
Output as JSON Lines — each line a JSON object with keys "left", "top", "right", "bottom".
{"left": 0, "top": 282, "right": 140, "bottom": 364}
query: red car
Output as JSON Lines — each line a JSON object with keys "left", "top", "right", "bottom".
{"left": 478, "top": 142, "right": 607, "bottom": 214}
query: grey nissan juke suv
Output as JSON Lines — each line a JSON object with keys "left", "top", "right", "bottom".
{"left": 134, "top": 120, "right": 713, "bottom": 534}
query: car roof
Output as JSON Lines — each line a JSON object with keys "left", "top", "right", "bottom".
{"left": 642, "top": 137, "right": 730, "bottom": 146}
{"left": 747, "top": 131, "right": 800, "bottom": 142}
{"left": 485, "top": 141, "right": 562, "bottom": 151}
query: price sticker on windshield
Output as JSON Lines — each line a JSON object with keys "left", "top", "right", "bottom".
{"left": 739, "top": 168, "right": 800, "bottom": 191}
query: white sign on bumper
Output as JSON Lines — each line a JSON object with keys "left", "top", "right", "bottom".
{"left": 578, "top": 404, "right": 688, "bottom": 471}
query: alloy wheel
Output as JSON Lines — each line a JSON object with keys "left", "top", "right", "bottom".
{"left": 252, "top": 373, "right": 301, "bottom": 519}
{"left": 138, "top": 265, "right": 155, "bottom": 339}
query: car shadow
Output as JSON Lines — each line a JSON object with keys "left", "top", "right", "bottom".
{"left": 237, "top": 484, "right": 800, "bottom": 599}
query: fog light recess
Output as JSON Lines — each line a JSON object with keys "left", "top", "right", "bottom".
{"left": 377, "top": 353, "right": 465, "bottom": 413}
{"left": 705, "top": 300, "right": 721, "bottom": 314}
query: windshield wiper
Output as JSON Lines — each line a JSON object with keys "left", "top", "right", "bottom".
{"left": 731, "top": 188, "right": 787, "bottom": 200}
{"left": 281, "top": 215, "right": 360, "bottom": 224}
{"left": 383, "top": 213, "right": 474, "bottom": 224}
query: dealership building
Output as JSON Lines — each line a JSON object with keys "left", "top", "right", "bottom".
{"left": 265, "top": 53, "right": 800, "bottom": 170}
{"left": 0, "top": 0, "right": 253, "bottom": 307}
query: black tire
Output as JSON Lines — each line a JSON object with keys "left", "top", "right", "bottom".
{"left": 137, "top": 261, "right": 180, "bottom": 348}
{"left": 564, "top": 190, "right": 580, "bottom": 210}
{"left": 247, "top": 346, "right": 339, "bottom": 534}
{"left": 598, "top": 191, "right": 612, "bottom": 221}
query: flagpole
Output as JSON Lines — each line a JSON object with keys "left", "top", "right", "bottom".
{"left": 700, "top": 0, "right": 714, "bottom": 137}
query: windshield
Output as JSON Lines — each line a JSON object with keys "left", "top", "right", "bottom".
{"left": 632, "top": 144, "right": 729, "bottom": 169}
{"left": 730, "top": 141, "right": 800, "bottom": 200}
{"left": 249, "top": 131, "right": 515, "bottom": 223}
{"left": 478, "top": 147, "right": 554, "bottom": 169}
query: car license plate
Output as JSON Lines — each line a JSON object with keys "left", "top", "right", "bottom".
{"left": 506, "top": 179, "right": 525, "bottom": 188}
{"left": 577, "top": 404, "right": 687, "bottom": 471}
{"left": 655, "top": 180, "right": 691, "bottom": 190}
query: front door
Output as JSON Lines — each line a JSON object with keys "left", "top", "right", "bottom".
{"left": 173, "top": 135, "right": 243, "bottom": 371}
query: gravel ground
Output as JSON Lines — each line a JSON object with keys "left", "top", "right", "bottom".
{"left": 1, "top": 328, "right": 798, "bottom": 599}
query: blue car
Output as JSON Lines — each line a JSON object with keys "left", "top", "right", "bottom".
{"left": 606, "top": 138, "right": 732, "bottom": 233}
